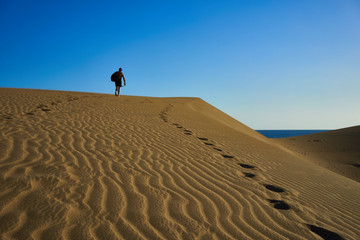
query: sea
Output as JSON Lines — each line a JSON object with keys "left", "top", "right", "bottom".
{"left": 256, "top": 130, "right": 330, "bottom": 138}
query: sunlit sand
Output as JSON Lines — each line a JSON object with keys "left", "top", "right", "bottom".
{"left": 0, "top": 88, "right": 359, "bottom": 239}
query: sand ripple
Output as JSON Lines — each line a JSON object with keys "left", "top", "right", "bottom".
{"left": 1, "top": 89, "right": 359, "bottom": 240}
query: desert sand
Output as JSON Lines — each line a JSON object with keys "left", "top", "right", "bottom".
{"left": 275, "top": 126, "right": 360, "bottom": 183}
{"left": 0, "top": 88, "right": 359, "bottom": 240}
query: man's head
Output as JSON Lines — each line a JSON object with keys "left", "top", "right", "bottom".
{"left": 119, "top": 68, "right": 122, "bottom": 71}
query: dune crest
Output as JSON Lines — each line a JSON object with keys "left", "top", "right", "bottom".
{"left": 1, "top": 88, "right": 359, "bottom": 240}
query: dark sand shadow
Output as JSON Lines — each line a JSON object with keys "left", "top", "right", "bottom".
{"left": 307, "top": 224, "right": 344, "bottom": 240}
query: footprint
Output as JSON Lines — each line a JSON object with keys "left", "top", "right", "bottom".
{"left": 3, "top": 115, "right": 13, "bottom": 119}
{"left": 243, "top": 172, "right": 256, "bottom": 178}
{"left": 238, "top": 163, "right": 255, "bottom": 169}
{"left": 26, "top": 112, "right": 35, "bottom": 115}
{"left": 37, "top": 104, "right": 48, "bottom": 108}
{"left": 221, "top": 154, "right": 234, "bottom": 159}
{"left": 213, "top": 148, "right": 222, "bottom": 152}
{"left": 264, "top": 184, "right": 285, "bottom": 193}
{"left": 307, "top": 224, "right": 344, "bottom": 240}
{"left": 268, "top": 200, "right": 290, "bottom": 210}
{"left": 198, "top": 137, "right": 208, "bottom": 141}
{"left": 205, "top": 142, "right": 214, "bottom": 146}
{"left": 41, "top": 108, "right": 51, "bottom": 112}
{"left": 352, "top": 163, "right": 360, "bottom": 168}
{"left": 172, "top": 123, "right": 183, "bottom": 128}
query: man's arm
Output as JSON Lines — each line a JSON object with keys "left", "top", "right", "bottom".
{"left": 123, "top": 74, "right": 126, "bottom": 86}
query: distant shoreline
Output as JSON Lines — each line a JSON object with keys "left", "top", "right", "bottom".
{"left": 256, "top": 130, "right": 331, "bottom": 138}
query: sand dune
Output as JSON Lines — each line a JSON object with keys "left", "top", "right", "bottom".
{"left": 275, "top": 126, "right": 360, "bottom": 182}
{"left": 0, "top": 88, "right": 359, "bottom": 240}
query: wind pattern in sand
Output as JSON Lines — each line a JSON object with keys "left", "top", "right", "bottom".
{"left": 1, "top": 89, "right": 359, "bottom": 240}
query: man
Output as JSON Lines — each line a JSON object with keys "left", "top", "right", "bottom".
{"left": 115, "top": 68, "right": 126, "bottom": 96}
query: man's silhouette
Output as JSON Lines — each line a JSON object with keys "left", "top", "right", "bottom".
{"left": 115, "top": 68, "right": 126, "bottom": 96}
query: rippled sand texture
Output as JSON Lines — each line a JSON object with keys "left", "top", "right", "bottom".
{"left": 0, "top": 88, "right": 359, "bottom": 240}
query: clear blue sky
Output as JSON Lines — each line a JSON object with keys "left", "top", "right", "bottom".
{"left": 1, "top": 0, "right": 359, "bottom": 129}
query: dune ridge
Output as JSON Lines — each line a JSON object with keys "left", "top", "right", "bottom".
{"left": 0, "top": 88, "right": 359, "bottom": 240}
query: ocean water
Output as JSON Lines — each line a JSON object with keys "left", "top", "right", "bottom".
{"left": 256, "top": 130, "right": 330, "bottom": 138}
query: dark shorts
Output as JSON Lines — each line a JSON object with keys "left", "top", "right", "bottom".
{"left": 115, "top": 80, "right": 122, "bottom": 87}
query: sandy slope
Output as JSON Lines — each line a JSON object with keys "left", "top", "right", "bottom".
{"left": 274, "top": 126, "right": 360, "bottom": 182}
{"left": 0, "top": 88, "right": 359, "bottom": 240}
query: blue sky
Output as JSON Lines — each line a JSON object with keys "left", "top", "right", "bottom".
{"left": 1, "top": 0, "right": 359, "bottom": 129}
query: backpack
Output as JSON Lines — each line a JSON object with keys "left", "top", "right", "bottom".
{"left": 111, "top": 72, "right": 119, "bottom": 82}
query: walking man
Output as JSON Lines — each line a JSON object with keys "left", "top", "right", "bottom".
{"left": 114, "top": 68, "right": 126, "bottom": 96}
